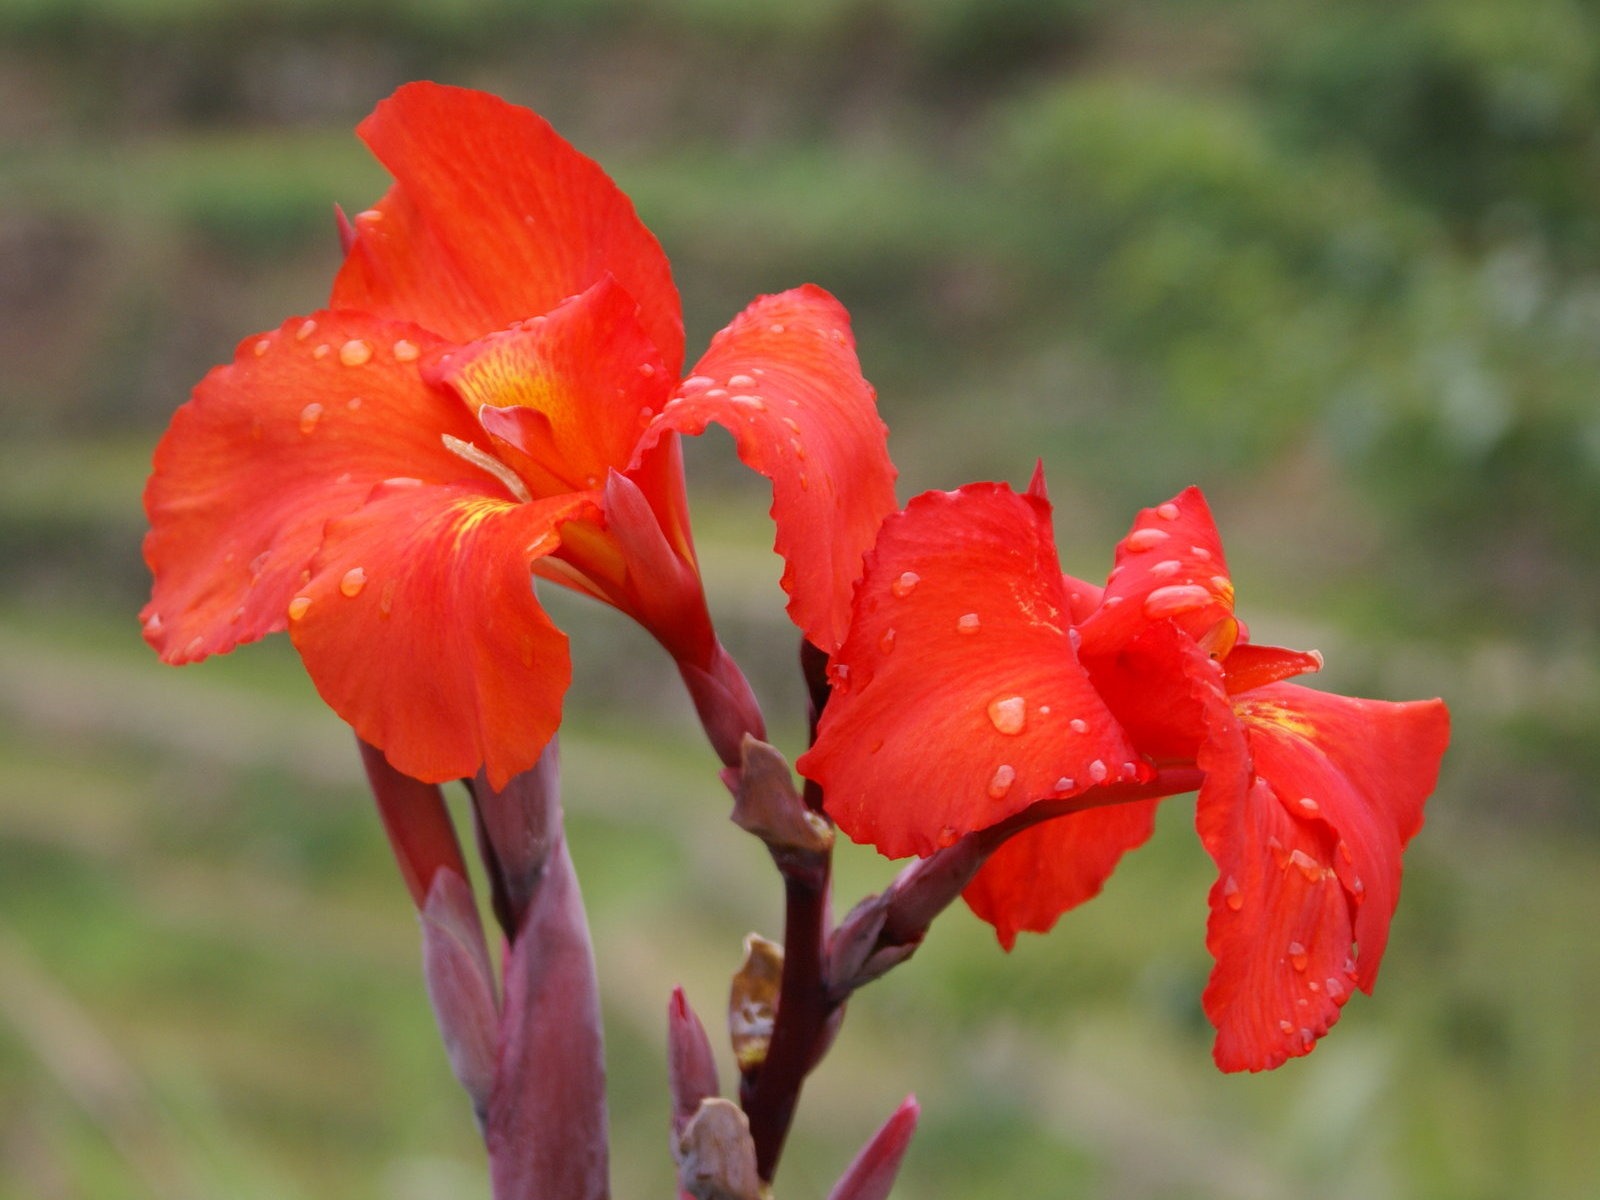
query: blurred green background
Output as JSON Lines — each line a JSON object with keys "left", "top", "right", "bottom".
{"left": 2, "top": 0, "right": 1597, "bottom": 1196}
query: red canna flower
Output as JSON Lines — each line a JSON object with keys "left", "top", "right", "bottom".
{"left": 142, "top": 83, "right": 896, "bottom": 788}
{"left": 799, "top": 473, "right": 1448, "bottom": 1071}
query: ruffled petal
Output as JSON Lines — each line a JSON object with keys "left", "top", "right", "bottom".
{"left": 1235, "top": 683, "right": 1449, "bottom": 991}
{"left": 332, "top": 83, "right": 684, "bottom": 374}
{"left": 798, "top": 483, "right": 1141, "bottom": 860}
{"left": 433, "top": 277, "right": 671, "bottom": 498}
{"left": 644, "top": 286, "right": 896, "bottom": 653}
{"left": 141, "top": 312, "right": 489, "bottom": 664}
{"left": 962, "top": 799, "right": 1160, "bottom": 949}
{"left": 1078, "top": 486, "right": 1237, "bottom": 658}
{"left": 287, "top": 480, "right": 600, "bottom": 789}
{"left": 1198, "top": 746, "right": 1356, "bottom": 1073}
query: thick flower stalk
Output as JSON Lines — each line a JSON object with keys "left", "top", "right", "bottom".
{"left": 799, "top": 470, "right": 1449, "bottom": 1071}
{"left": 141, "top": 82, "right": 896, "bottom": 787}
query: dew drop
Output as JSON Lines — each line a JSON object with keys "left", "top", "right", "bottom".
{"left": 183, "top": 636, "right": 204, "bottom": 658}
{"left": 346, "top": 396, "right": 363, "bottom": 411}
{"left": 1308, "top": 980, "right": 1321, "bottom": 993}
{"left": 1223, "top": 876, "right": 1243, "bottom": 910}
{"left": 1143, "top": 584, "right": 1213, "bottom": 618}
{"left": 1288, "top": 849, "right": 1325, "bottom": 881}
{"left": 230, "top": 606, "right": 245, "bottom": 623}
{"left": 957, "top": 612, "right": 981, "bottom": 634}
{"left": 936, "top": 825, "right": 959, "bottom": 848}
{"left": 799, "top": 473, "right": 809, "bottom": 491}
{"left": 727, "top": 374, "right": 758, "bottom": 389}
{"left": 1157, "top": 502, "right": 1181, "bottom": 520}
{"left": 1324, "top": 977, "right": 1345, "bottom": 1000}
{"left": 790, "top": 438, "right": 806, "bottom": 459}
{"left": 769, "top": 323, "right": 786, "bottom": 334}
{"left": 379, "top": 578, "right": 398, "bottom": 617}
{"left": 1038, "top": 705, "right": 1050, "bottom": 715}
{"left": 1068, "top": 718, "right": 1088, "bottom": 734}
{"left": 1088, "top": 759, "right": 1108, "bottom": 783}
{"left": 252, "top": 338, "right": 271, "bottom": 357}
{"left": 296, "top": 319, "right": 317, "bottom": 341}
{"left": 731, "top": 394, "right": 766, "bottom": 412}
{"left": 339, "top": 339, "right": 372, "bottom": 367}
{"left": 1120, "top": 760, "right": 1139, "bottom": 779}
{"left": 782, "top": 416, "right": 801, "bottom": 433}
{"left": 288, "top": 596, "right": 312, "bottom": 621}
{"left": 987, "top": 695, "right": 1026, "bottom": 735}
{"left": 1278, "top": 1019, "right": 1295, "bottom": 1035}
{"left": 340, "top": 567, "right": 367, "bottom": 597}
{"left": 248, "top": 551, "right": 270, "bottom": 577}
{"left": 1150, "top": 559, "right": 1184, "bottom": 577}
{"left": 1068, "top": 627, "right": 1082, "bottom": 651}
{"left": 1191, "top": 546, "right": 1212, "bottom": 560}
{"left": 313, "top": 344, "right": 331, "bottom": 360}
{"left": 142, "top": 612, "right": 163, "bottom": 637}
{"left": 639, "top": 362, "right": 656, "bottom": 377}
{"left": 705, "top": 388, "right": 729, "bottom": 400}
{"left": 1297, "top": 796, "right": 1320, "bottom": 816}
{"left": 879, "top": 627, "right": 896, "bottom": 653}
{"left": 1055, "top": 776, "right": 1075, "bottom": 792}
{"left": 988, "top": 764, "right": 1016, "bottom": 798}
{"left": 392, "top": 339, "right": 420, "bottom": 363}
{"left": 1125, "top": 527, "right": 1169, "bottom": 552}
{"left": 299, "top": 403, "right": 324, "bottom": 434}
{"left": 891, "top": 571, "right": 920, "bottom": 598}
{"left": 1288, "top": 942, "right": 1308, "bottom": 971}
{"left": 681, "top": 375, "right": 714, "bottom": 391}
{"left": 1350, "top": 877, "right": 1365, "bottom": 898}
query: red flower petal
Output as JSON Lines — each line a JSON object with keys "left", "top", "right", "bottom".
{"left": 434, "top": 277, "right": 671, "bottom": 498}
{"left": 645, "top": 286, "right": 896, "bottom": 653}
{"left": 332, "top": 83, "right": 684, "bottom": 374}
{"left": 288, "top": 480, "right": 599, "bottom": 789}
{"left": 962, "top": 798, "right": 1159, "bottom": 950}
{"left": 1198, "top": 673, "right": 1448, "bottom": 1071}
{"left": 798, "top": 483, "right": 1140, "bottom": 860}
{"left": 1235, "top": 683, "right": 1449, "bottom": 992}
{"left": 1078, "top": 487, "right": 1237, "bottom": 657}
{"left": 1222, "top": 642, "right": 1324, "bottom": 694}
{"left": 141, "top": 312, "right": 489, "bottom": 664}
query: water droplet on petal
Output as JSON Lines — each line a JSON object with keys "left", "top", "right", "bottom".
{"left": 879, "top": 627, "right": 896, "bottom": 653}
{"left": 142, "top": 612, "right": 163, "bottom": 636}
{"left": 1125, "top": 527, "right": 1169, "bottom": 552}
{"left": 1157, "top": 502, "right": 1180, "bottom": 520}
{"left": 1289, "top": 942, "right": 1308, "bottom": 971}
{"left": 1088, "top": 759, "right": 1108, "bottom": 783}
{"left": 252, "top": 338, "right": 271, "bottom": 357}
{"left": 296, "top": 319, "right": 317, "bottom": 341}
{"left": 313, "top": 344, "right": 331, "bottom": 360}
{"left": 1297, "top": 796, "right": 1320, "bottom": 815}
{"left": 392, "top": 339, "right": 420, "bottom": 363}
{"left": 1150, "top": 559, "right": 1184, "bottom": 577}
{"left": 705, "top": 388, "right": 728, "bottom": 400}
{"left": 288, "top": 596, "right": 312, "bottom": 620}
{"left": 346, "top": 395, "right": 363, "bottom": 411}
{"left": 1223, "top": 876, "right": 1243, "bottom": 910}
{"left": 1350, "top": 877, "right": 1365, "bottom": 898}
{"left": 1143, "top": 584, "right": 1213, "bottom": 618}
{"left": 728, "top": 374, "right": 757, "bottom": 389}
{"left": 987, "top": 696, "right": 1026, "bottom": 735}
{"left": 1325, "top": 977, "right": 1345, "bottom": 999}
{"left": 379, "top": 578, "right": 398, "bottom": 617}
{"left": 1288, "top": 849, "right": 1326, "bottom": 881}
{"left": 957, "top": 612, "right": 980, "bottom": 634}
{"left": 936, "top": 824, "right": 958, "bottom": 848}
{"left": 1055, "top": 776, "right": 1074, "bottom": 792}
{"left": 183, "top": 635, "right": 204, "bottom": 657}
{"left": 782, "top": 416, "right": 801, "bottom": 433}
{"left": 1068, "top": 627, "right": 1082, "bottom": 651}
{"left": 988, "top": 764, "right": 1016, "bottom": 798}
{"left": 768, "top": 323, "right": 785, "bottom": 334}
{"left": 1069, "top": 718, "right": 1088, "bottom": 734}
{"left": 299, "top": 403, "right": 323, "bottom": 434}
{"left": 639, "top": 362, "right": 656, "bottom": 377}
{"left": 731, "top": 394, "right": 766, "bottom": 412}
{"left": 1191, "top": 546, "right": 1212, "bottom": 560}
{"left": 891, "top": 571, "right": 920, "bottom": 598}
{"left": 681, "top": 375, "right": 714, "bottom": 392}
{"left": 340, "top": 567, "right": 367, "bottom": 597}
{"left": 1278, "top": 1019, "right": 1295, "bottom": 1035}
{"left": 339, "top": 339, "right": 372, "bottom": 367}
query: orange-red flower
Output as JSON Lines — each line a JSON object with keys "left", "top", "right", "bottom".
{"left": 142, "top": 83, "right": 896, "bottom": 788}
{"left": 799, "top": 475, "right": 1448, "bottom": 1071}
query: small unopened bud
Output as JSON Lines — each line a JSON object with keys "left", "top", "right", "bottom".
{"left": 668, "top": 987, "right": 720, "bottom": 1141}
{"left": 731, "top": 737, "right": 833, "bottom": 869}
{"left": 826, "top": 1095, "right": 920, "bottom": 1200}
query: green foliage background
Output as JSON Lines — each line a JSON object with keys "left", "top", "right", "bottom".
{"left": 1, "top": 1, "right": 1596, "bottom": 1197}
